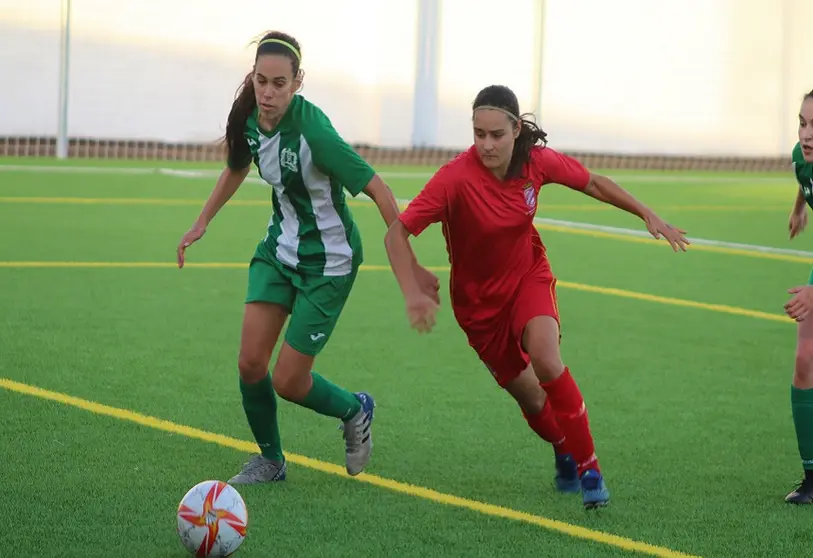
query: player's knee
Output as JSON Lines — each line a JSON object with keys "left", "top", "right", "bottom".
{"left": 237, "top": 353, "right": 268, "bottom": 383}
{"left": 271, "top": 372, "right": 308, "bottom": 401}
{"left": 271, "top": 342, "right": 318, "bottom": 400}
{"left": 271, "top": 366, "right": 310, "bottom": 401}
{"left": 795, "top": 337, "right": 813, "bottom": 385}
{"left": 529, "top": 355, "right": 565, "bottom": 383}
{"left": 270, "top": 373, "right": 293, "bottom": 400}
{"left": 519, "top": 391, "right": 546, "bottom": 415}
{"left": 523, "top": 317, "right": 564, "bottom": 382}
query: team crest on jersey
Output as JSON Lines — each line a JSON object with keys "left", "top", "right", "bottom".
{"left": 523, "top": 183, "right": 536, "bottom": 214}
{"left": 280, "top": 147, "right": 298, "bottom": 173}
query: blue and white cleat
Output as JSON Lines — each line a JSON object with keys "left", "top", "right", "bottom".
{"left": 554, "top": 453, "right": 581, "bottom": 494}
{"left": 341, "top": 392, "right": 376, "bottom": 476}
{"left": 580, "top": 469, "right": 610, "bottom": 509}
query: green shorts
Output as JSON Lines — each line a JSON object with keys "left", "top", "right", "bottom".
{"left": 245, "top": 244, "right": 358, "bottom": 357}
{"left": 808, "top": 267, "right": 813, "bottom": 285}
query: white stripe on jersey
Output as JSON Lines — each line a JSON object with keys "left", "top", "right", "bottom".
{"left": 257, "top": 132, "right": 300, "bottom": 268}
{"left": 299, "top": 138, "right": 353, "bottom": 276}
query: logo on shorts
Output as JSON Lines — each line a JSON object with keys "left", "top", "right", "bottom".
{"left": 523, "top": 183, "right": 536, "bottom": 214}
{"left": 310, "top": 333, "right": 325, "bottom": 342}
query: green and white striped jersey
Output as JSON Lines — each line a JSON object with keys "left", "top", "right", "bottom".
{"left": 229, "top": 95, "right": 374, "bottom": 276}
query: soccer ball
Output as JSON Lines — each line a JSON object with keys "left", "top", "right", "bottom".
{"left": 176, "top": 480, "right": 248, "bottom": 557}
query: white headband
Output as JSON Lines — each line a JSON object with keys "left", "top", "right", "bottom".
{"left": 473, "top": 105, "right": 518, "bottom": 121}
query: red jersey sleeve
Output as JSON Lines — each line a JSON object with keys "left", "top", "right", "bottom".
{"left": 399, "top": 165, "right": 456, "bottom": 237}
{"left": 532, "top": 146, "right": 591, "bottom": 191}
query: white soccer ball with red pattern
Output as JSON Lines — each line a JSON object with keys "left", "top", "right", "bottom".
{"left": 176, "top": 480, "right": 248, "bottom": 557}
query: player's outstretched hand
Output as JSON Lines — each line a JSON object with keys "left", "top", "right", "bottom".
{"left": 785, "top": 285, "right": 813, "bottom": 322}
{"left": 789, "top": 209, "right": 808, "bottom": 240}
{"left": 414, "top": 264, "right": 441, "bottom": 304}
{"left": 177, "top": 224, "right": 206, "bottom": 268}
{"left": 406, "top": 292, "right": 439, "bottom": 334}
{"left": 643, "top": 212, "right": 690, "bottom": 252}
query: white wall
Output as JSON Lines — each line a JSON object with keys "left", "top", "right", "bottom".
{"left": 0, "top": 0, "right": 419, "bottom": 146}
{"left": 2, "top": 0, "right": 813, "bottom": 156}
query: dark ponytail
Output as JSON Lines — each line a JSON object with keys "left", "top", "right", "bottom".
{"left": 509, "top": 114, "right": 548, "bottom": 179}
{"left": 224, "top": 72, "right": 256, "bottom": 168}
{"left": 472, "top": 84, "right": 547, "bottom": 180}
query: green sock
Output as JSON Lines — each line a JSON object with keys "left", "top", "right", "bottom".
{"left": 791, "top": 385, "right": 813, "bottom": 470}
{"left": 298, "top": 372, "right": 361, "bottom": 421}
{"left": 240, "top": 373, "right": 283, "bottom": 461}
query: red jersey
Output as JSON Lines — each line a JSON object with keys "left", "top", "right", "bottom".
{"left": 399, "top": 145, "right": 591, "bottom": 329}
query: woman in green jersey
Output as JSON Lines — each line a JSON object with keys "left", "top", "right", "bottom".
{"left": 176, "top": 30, "right": 439, "bottom": 483}
{"left": 783, "top": 88, "right": 813, "bottom": 503}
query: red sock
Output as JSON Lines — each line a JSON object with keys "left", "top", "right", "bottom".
{"left": 541, "top": 367, "right": 600, "bottom": 474}
{"left": 523, "top": 398, "right": 567, "bottom": 453}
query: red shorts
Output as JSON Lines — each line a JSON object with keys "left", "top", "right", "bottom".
{"left": 461, "top": 275, "right": 561, "bottom": 388}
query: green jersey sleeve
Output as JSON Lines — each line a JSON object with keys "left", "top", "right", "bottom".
{"left": 300, "top": 102, "right": 375, "bottom": 197}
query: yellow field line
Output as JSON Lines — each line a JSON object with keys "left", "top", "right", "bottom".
{"left": 0, "top": 260, "right": 792, "bottom": 324}
{"left": 557, "top": 280, "right": 792, "bottom": 324}
{"left": 0, "top": 377, "right": 699, "bottom": 558}
{"left": 0, "top": 196, "right": 253, "bottom": 206}
{"left": 0, "top": 261, "right": 222, "bottom": 269}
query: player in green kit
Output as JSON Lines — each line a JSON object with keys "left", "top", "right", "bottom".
{"left": 176, "top": 31, "right": 439, "bottom": 483}
{"left": 783, "top": 88, "right": 813, "bottom": 503}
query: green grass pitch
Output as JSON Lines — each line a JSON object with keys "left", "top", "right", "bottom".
{"left": 2, "top": 157, "right": 813, "bottom": 557}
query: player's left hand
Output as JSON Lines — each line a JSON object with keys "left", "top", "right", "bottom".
{"left": 177, "top": 223, "right": 206, "bottom": 268}
{"left": 406, "top": 293, "right": 439, "bottom": 334}
{"left": 414, "top": 264, "right": 440, "bottom": 304}
{"left": 785, "top": 285, "right": 813, "bottom": 322}
{"left": 789, "top": 208, "right": 808, "bottom": 240}
{"left": 643, "top": 213, "right": 690, "bottom": 252}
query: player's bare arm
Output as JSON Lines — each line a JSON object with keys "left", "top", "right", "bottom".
{"left": 384, "top": 221, "right": 439, "bottom": 333}
{"left": 790, "top": 188, "right": 808, "bottom": 239}
{"left": 177, "top": 165, "right": 251, "bottom": 268}
{"left": 366, "top": 176, "right": 440, "bottom": 302}
{"left": 785, "top": 163, "right": 813, "bottom": 318}
{"left": 363, "top": 174, "right": 402, "bottom": 227}
{"left": 582, "top": 173, "right": 690, "bottom": 252}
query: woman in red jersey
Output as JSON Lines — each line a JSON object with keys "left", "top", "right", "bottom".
{"left": 384, "top": 84, "right": 689, "bottom": 509}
